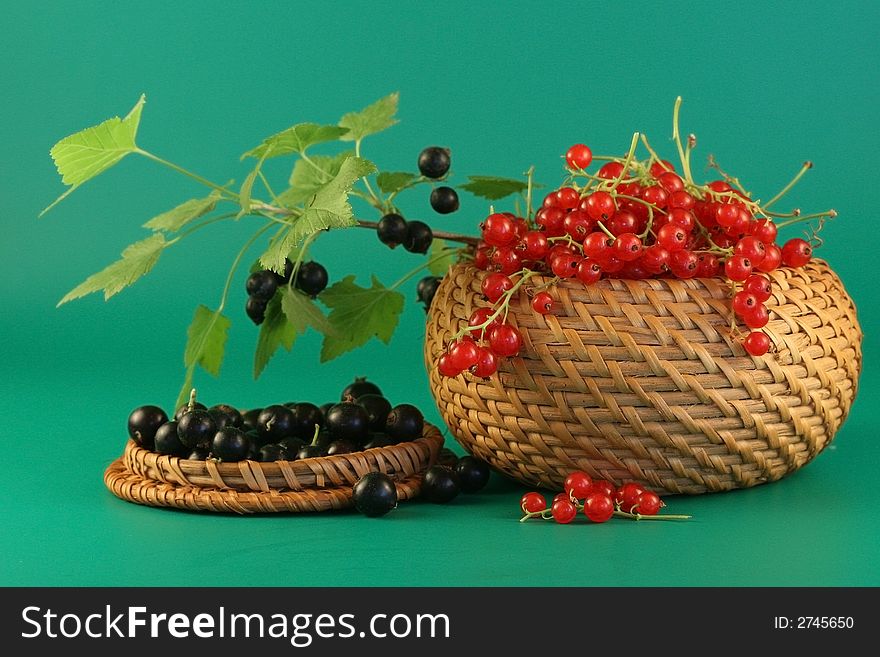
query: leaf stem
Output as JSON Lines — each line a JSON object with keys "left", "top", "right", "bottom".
{"left": 389, "top": 248, "right": 460, "bottom": 291}
{"left": 136, "top": 149, "right": 236, "bottom": 199}
{"left": 354, "top": 138, "right": 383, "bottom": 207}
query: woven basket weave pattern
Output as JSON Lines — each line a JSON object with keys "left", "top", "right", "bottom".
{"left": 425, "top": 260, "right": 861, "bottom": 494}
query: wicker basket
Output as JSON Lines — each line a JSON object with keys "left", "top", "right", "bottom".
{"left": 104, "top": 424, "right": 447, "bottom": 513}
{"left": 425, "top": 260, "right": 862, "bottom": 495}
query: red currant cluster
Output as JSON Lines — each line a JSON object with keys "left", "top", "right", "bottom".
{"left": 519, "top": 471, "right": 690, "bottom": 524}
{"left": 436, "top": 125, "right": 835, "bottom": 378}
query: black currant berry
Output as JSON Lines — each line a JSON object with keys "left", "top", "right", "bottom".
{"left": 246, "top": 434, "right": 261, "bottom": 460}
{"left": 186, "top": 446, "right": 210, "bottom": 460}
{"left": 295, "top": 261, "right": 329, "bottom": 297}
{"left": 403, "top": 220, "right": 433, "bottom": 254}
{"left": 174, "top": 402, "right": 207, "bottom": 421}
{"left": 353, "top": 472, "right": 398, "bottom": 517}
{"left": 288, "top": 402, "right": 324, "bottom": 438}
{"left": 326, "top": 439, "right": 357, "bottom": 456}
{"left": 209, "top": 404, "right": 243, "bottom": 430}
{"left": 357, "top": 394, "right": 392, "bottom": 432}
{"left": 258, "top": 443, "right": 287, "bottom": 462}
{"left": 417, "top": 146, "right": 451, "bottom": 179}
{"left": 127, "top": 405, "right": 169, "bottom": 449}
{"left": 421, "top": 465, "right": 461, "bottom": 503}
{"left": 257, "top": 405, "right": 295, "bottom": 445}
{"left": 430, "top": 186, "right": 459, "bottom": 214}
{"left": 245, "top": 270, "right": 278, "bottom": 301}
{"left": 246, "top": 296, "right": 268, "bottom": 325}
{"left": 341, "top": 377, "right": 383, "bottom": 401}
{"left": 455, "top": 456, "right": 491, "bottom": 493}
{"left": 319, "top": 402, "right": 335, "bottom": 418}
{"left": 416, "top": 276, "right": 442, "bottom": 308}
{"left": 314, "top": 429, "right": 334, "bottom": 449}
{"left": 325, "top": 402, "right": 370, "bottom": 445}
{"left": 385, "top": 404, "right": 424, "bottom": 442}
{"left": 211, "top": 427, "right": 251, "bottom": 462}
{"left": 154, "top": 421, "right": 187, "bottom": 456}
{"left": 296, "top": 444, "right": 328, "bottom": 460}
{"left": 278, "top": 437, "right": 305, "bottom": 457}
{"left": 177, "top": 409, "right": 217, "bottom": 449}
{"left": 377, "top": 213, "right": 408, "bottom": 248}
{"left": 275, "top": 259, "right": 295, "bottom": 284}
{"left": 241, "top": 408, "right": 262, "bottom": 431}
{"left": 364, "top": 433, "right": 394, "bottom": 450}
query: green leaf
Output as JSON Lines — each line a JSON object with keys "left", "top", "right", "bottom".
{"left": 253, "top": 294, "right": 297, "bottom": 378}
{"left": 376, "top": 171, "right": 417, "bottom": 195}
{"left": 243, "top": 123, "right": 349, "bottom": 160}
{"left": 459, "top": 175, "right": 534, "bottom": 200}
{"left": 42, "top": 95, "right": 146, "bottom": 216}
{"left": 184, "top": 305, "right": 231, "bottom": 377}
{"left": 427, "top": 239, "right": 457, "bottom": 277}
{"left": 338, "top": 93, "right": 399, "bottom": 142}
{"left": 143, "top": 192, "right": 220, "bottom": 232}
{"left": 238, "top": 166, "right": 260, "bottom": 216}
{"left": 276, "top": 150, "right": 353, "bottom": 208}
{"left": 280, "top": 286, "right": 333, "bottom": 336}
{"left": 318, "top": 275, "right": 404, "bottom": 362}
{"left": 259, "top": 156, "right": 376, "bottom": 273}
{"left": 58, "top": 233, "right": 166, "bottom": 305}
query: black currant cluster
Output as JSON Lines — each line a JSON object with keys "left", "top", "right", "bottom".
{"left": 244, "top": 258, "right": 329, "bottom": 325}
{"left": 416, "top": 275, "right": 442, "bottom": 312}
{"left": 125, "top": 378, "right": 426, "bottom": 463}
{"left": 419, "top": 146, "right": 459, "bottom": 215}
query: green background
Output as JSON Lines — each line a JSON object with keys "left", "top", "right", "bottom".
{"left": 1, "top": 0, "right": 878, "bottom": 586}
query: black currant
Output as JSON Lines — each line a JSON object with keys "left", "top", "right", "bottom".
{"left": 288, "top": 402, "right": 324, "bottom": 438}
{"left": 295, "top": 261, "right": 329, "bottom": 297}
{"left": 245, "top": 270, "right": 278, "bottom": 301}
{"left": 356, "top": 394, "right": 392, "bottom": 432}
{"left": 211, "top": 427, "right": 251, "bottom": 462}
{"left": 174, "top": 402, "right": 207, "bottom": 421}
{"left": 314, "top": 429, "right": 334, "bottom": 449}
{"left": 421, "top": 465, "right": 461, "bottom": 503}
{"left": 416, "top": 276, "right": 442, "bottom": 308}
{"left": 364, "top": 433, "right": 394, "bottom": 450}
{"left": 417, "top": 146, "right": 451, "bottom": 179}
{"left": 256, "top": 405, "right": 295, "bottom": 445}
{"left": 352, "top": 472, "right": 398, "bottom": 517}
{"left": 377, "top": 213, "right": 408, "bottom": 248}
{"left": 341, "top": 377, "right": 383, "bottom": 401}
{"left": 275, "top": 258, "right": 295, "bottom": 284}
{"left": 246, "top": 296, "right": 268, "bottom": 325}
{"left": 258, "top": 443, "right": 288, "bottom": 462}
{"left": 319, "top": 402, "right": 335, "bottom": 418}
{"left": 241, "top": 408, "right": 262, "bottom": 432}
{"left": 209, "top": 404, "right": 243, "bottom": 430}
{"left": 278, "top": 437, "right": 306, "bottom": 457}
{"left": 455, "top": 456, "right": 491, "bottom": 493}
{"left": 246, "top": 433, "right": 261, "bottom": 460}
{"left": 430, "top": 186, "right": 459, "bottom": 214}
{"left": 296, "top": 444, "right": 327, "bottom": 460}
{"left": 177, "top": 409, "right": 217, "bottom": 449}
{"left": 403, "top": 220, "right": 433, "bottom": 254}
{"left": 326, "top": 439, "right": 357, "bottom": 456}
{"left": 325, "top": 402, "right": 370, "bottom": 445}
{"left": 154, "top": 421, "right": 187, "bottom": 456}
{"left": 186, "top": 446, "right": 210, "bottom": 460}
{"left": 127, "top": 405, "right": 169, "bottom": 449}
{"left": 385, "top": 404, "right": 424, "bottom": 442}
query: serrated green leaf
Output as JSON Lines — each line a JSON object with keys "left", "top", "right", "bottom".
{"left": 427, "top": 239, "right": 457, "bottom": 277}
{"left": 276, "top": 150, "right": 353, "bottom": 208}
{"left": 58, "top": 233, "right": 166, "bottom": 305}
{"left": 243, "top": 123, "right": 349, "bottom": 160}
{"left": 280, "top": 286, "right": 333, "bottom": 336}
{"left": 259, "top": 156, "right": 376, "bottom": 273}
{"left": 254, "top": 294, "right": 298, "bottom": 378}
{"left": 184, "top": 305, "right": 231, "bottom": 376}
{"left": 338, "top": 93, "right": 399, "bottom": 142}
{"left": 42, "top": 95, "right": 146, "bottom": 216}
{"left": 459, "top": 175, "right": 534, "bottom": 200}
{"left": 376, "top": 171, "right": 417, "bottom": 195}
{"left": 318, "top": 275, "right": 404, "bottom": 362}
{"left": 143, "top": 192, "right": 220, "bottom": 232}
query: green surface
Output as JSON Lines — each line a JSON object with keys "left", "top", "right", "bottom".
{"left": 1, "top": 0, "right": 878, "bottom": 586}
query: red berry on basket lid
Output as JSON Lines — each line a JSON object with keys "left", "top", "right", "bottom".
{"left": 743, "top": 303, "right": 770, "bottom": 329}
{"left": 470, "top": 347, "right": 499, "bottom": 378}
{"left": 724, "top": 255, "right": 753, "bottom": 281}
{"left": 781, "top": 238, "right": 813, "bottom": 267}
{"left": 576, "top": 259, "right": 602, "bottom": 285}
{"left": 732, "top": 291, "right": 759, "bottom": 317}
{"left": 521, "top": 492, "right": 546, "bottom": 514}
{"left": 520, "top": 231, "right": 549, "bottom": 260}
{"left": 532, "top": 292, "right": 554, "bottom": 314}
{"left": 743, "top": 274, "right": 772, "bottom": 301}
{"left": 487, "top": 324, "right": 523, "bottom": 357}
{"left": 481, "top": 272, "right": 513, "bottom": 303}
{"left": 583, "top": 493, "right": 615, "bottom": 523}
{"left": 563, "top": 470, "right": 593, "bottom": 499}
{"left": 448, "top": 337, "right": 481, "bottom": 370}
{"left": 757, "top": 244, "right": 782, "bottom": 272}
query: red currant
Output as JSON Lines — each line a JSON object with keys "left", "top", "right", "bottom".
{"left": 614, "top": 483, "right": 646, "bottom": 511}
{"left": 550, "top": 253, "right": 581, "bottom": 278}
{"left": 781, "top": 238, "right": 812, "bottom": 267}
{"left": 563, "top": 471, "right": 593, "bottom": 499}
{"left": 612, "top": 233, "right": 643, "bottom": 261}
{"left": 519, "top": 231, "right": 549, "bottom": 260}
{"left": 520, "top": 492, "right": 546, "bottom": 514}
{"left": 490, "top": 246, "right": 522, "bottom": 275}
{"left": 649, "top": 159, "right": 676, "bottom": 177}
{"left": 634, "top": 491, "right": 662, "bottom": 516}
{"left": 696, "top": 253, "right": 721, "bottom": 277}
{"left": 471, "top": 347, "right": 499, "bottom": 378}
{"left": 707, "top": 180, "right": 731, "bottom": 193}
{"left": 657, "top": 171, "right": 684, "bottom": 193}
{"left": 583, "top": 231, "right": 611, "bottom": 258}
{"left": 724, "top": 255, "right": 753, "bottom": 281}
{"left": 487, "top": 324, "right": 523, "bottom": 357}
{"left": 656, "top": 223, "right": 688, "bottom": 252}
{"left": 583, "top": 493, "right": 614, "bottom": 523}
{"left": 734, "top": 236, "right": 766, "bottom": 267}
{"left": 437, "top": 353, "right": 461, "bottom": 377}
{"left": 589, "top": 480, "right": 615, "bottom": 497}
{"left": 669, "top": 249, "right": 699, "bottom": 278}
{"left": 757, "top": 244, "right": 782, "bottom": 272}
{"left": 743, "top": 275, "right": 772, "bottom": 302}
{"left": 474, "top": 245, "right": 491, "bottom": 270}
{"left": 556, "top": 186, "right": 580, "bottom": 210}
{"left": 743, "top": 303, "right": 769, "bottom": 329}
{"left": 597, "top": 161, "right": 624, "bottom": 179}
{"left": 481, "top": 272, "right": 513, "bottom": 302}
{"left": 481, "top": 213, "right": 518, "bottom": 247}
{"left": 468, "top": 307, "right": 498, "bottom": 340}
{"left": 668, "top": 208, "right": 696, "bottom": 232}
{"left": 743, "top": 331, "right": 771, "bottom": 356}
{"left": 732, "top": 291, "right": 759, "bottom": 317}
{"left": 576, "top": 259, "right": 602, "bottom": 285}
{"left": 448, "top": 337, "right": 480, "bottom": 370}
{"left": 641, "top": 244, "right": 670, "bottom": 273}
{"left": 535, "top": 207, "right": 566, "bottom": 236}
{"left": 582, "top": 191, "right": 616, "bottom": 221}
{"left": 608, "top": 209, "right": 639, "bottom": 236}
{"left": 641, "top": 185, "right": 669, "bottom": 209}
{"left": 532, "top": 292, "right": 553, "bottom": 314}
{"left": 751, "top": 218, "right": 778, "bottom": 244}
{"left": 565, "top": 144, "right": 593, "bottom": 170}
{"left": 551, "top": 498, "right": 578, "bottom": 524}
{"left": 563, "top": 210, "right": 594, "bottom": 239}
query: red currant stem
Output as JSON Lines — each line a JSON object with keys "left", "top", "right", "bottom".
{"left": 595, "top": 221, "right": 616, "bottom": 240}
{"left": 774, "top": 209, "right": 837, "bottom": 229}
{"left": 453, "top": 269, "right": 539, "bottom": 341}
{"left": 613, "top": 510, "right": 692, "bottom": 521}
{"left": 638, "top": 133, "right": 663, "bottom": 165}
{"left": 525, "top": 165, "right": 536, "bottom": 221}
{"left": 706, "top": 154, "right": 750, "bottom": 195}
{"left": 671, "top": 96, "right": 693, "bottom": 184}
{"left": 355, "top": 219, "right": 480, "bottom": 246}
{"left": 763, "top": 161, "right": 813, "bottom": 210}
{"left": 519, "top": 509, "right": 553, "bottom": 522}
{"left": 525, "top": 276, "right": 562, "bottom": 296}
{"left": 547, "top": 234, "right": 585, "bottom": 253}
{"left": 610, "top": 132, "right": 641, "bottom": 190}
{"left": 685, "top": 133, "right": 696, "bottom": 179}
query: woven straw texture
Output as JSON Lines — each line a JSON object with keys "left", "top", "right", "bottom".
{"left": 104, "top": 425, "right": 446, "bottom": 513}
{"left": 425, "top": 260, "right": 862, "bottom": 495}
